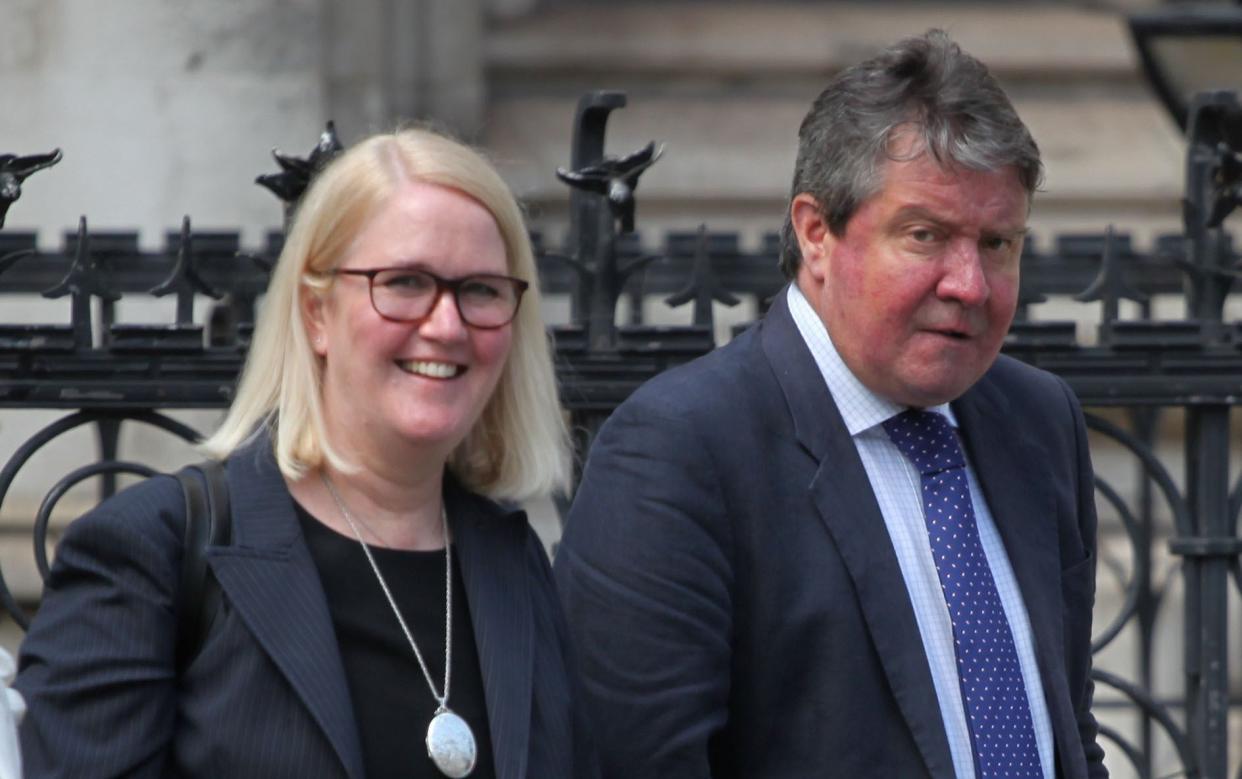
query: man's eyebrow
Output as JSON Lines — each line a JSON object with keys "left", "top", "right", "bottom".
{"left": 982, "top": 226, "right": 1031, "bottom": 241}
{"left": 892, "top": 205, "right": 1029, "bottom": 238}
{"left": 978, "top": 227, "right": 1028, "bottom": 242}
{"left": 891, "top": 205, "right": 951, "bottom": 227}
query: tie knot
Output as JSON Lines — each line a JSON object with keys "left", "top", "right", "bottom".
{"left": 882, "top": 409, "right": 965, "bottom": 476}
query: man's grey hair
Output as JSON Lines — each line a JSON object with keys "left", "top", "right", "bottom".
{"left": 779, "top": 29, "right": 1043, "bottom": 278}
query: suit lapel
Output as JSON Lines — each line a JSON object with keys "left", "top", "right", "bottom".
{"left": 953, "top": 378, "right": 1078, "bottom": 776}
{"left": 448, "top": 482, "right": 533, "bottom": 779}
{"left": 760, "top": 291, "right": 956, "bottom": 779}
{"left": 206, "top": 440, "right": 365, "bottom": 779}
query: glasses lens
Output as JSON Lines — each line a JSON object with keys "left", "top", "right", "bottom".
{"left": 457, "top": 275, "right": 522, "bottom": 328}
{"left": 370, "top": 268, "right": 436, "bottom": 320}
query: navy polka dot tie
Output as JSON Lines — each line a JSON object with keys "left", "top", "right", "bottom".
{"left": 883, "top": 410, "right": 1043, "bottom": 779}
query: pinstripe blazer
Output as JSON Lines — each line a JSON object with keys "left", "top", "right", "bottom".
{"left": 16, "top": 437, "right": 595, "bottom": 778}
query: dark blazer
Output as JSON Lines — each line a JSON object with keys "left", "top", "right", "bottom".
{"left": 17, "top": 436, "right": 595, "bottom": 778}
{"left": 556, "top": 290, "right": 1107, "bottom": 779}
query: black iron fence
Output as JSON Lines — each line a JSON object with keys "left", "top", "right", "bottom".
{"left": 1, "top": 91, "right": 1241, "bottom": 778}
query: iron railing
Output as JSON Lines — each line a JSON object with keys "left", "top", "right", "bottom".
{"left": 0, "top": 90, "right": 1240, "bottom": 778}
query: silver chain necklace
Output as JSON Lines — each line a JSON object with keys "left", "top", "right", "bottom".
{"left": 322, "top": 473, "right": 477, "bottom": 778}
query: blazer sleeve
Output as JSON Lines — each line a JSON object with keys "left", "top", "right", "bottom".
{"left": 1060, "top": 379, "right": 1109, "bottom": 779}
{"left": 15, "top": 476, "right": 184, "bottom": 778}
{"left": 555, "top": 393, "right": 733, "bottom": 779}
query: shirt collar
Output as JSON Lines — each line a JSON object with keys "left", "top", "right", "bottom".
{"left": 785, "top": 284, "right": 956, "bottom": 435}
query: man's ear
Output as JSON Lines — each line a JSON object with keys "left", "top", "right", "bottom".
{"left": 790, "top": 193, "right": 835, "bottom": 283}
{"left": 302, "top": 284, "right": 329, "bottom": 357}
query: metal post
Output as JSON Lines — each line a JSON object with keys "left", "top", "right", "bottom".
{"left": 1129, "top": 405, "right": 1158, "bottom": 779}
{"left": 94, "top": 417, "right": 121, "bottom": 501}
{"left": 1177, "top": 90, "right": 1242, "bottom": 779}
{"left": 1182, "top": 407, "right": 1231, "bottom": 779}
{"left": 563, "top": 91, "right": 626, "bottom": 349}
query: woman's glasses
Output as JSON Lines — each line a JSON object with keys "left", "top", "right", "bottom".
{"left": 330, "top": 267, "right": 529, "bottom": 329}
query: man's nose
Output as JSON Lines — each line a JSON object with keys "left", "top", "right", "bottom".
{"left": 937, "top": 242, "right": 989, "bottom": 307}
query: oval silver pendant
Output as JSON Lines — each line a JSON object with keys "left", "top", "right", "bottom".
{"left": 426, "top": 708, "right": 477, "bottom": 778}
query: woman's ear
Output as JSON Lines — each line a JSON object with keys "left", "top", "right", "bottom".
{"left": 302, "top": 284, "right": 329, "bottom": 357}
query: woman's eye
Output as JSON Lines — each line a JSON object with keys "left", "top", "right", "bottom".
{"left": 461, "top": 280, "right": 502, "bottom": 300}
{"left": 384, "top": 273, "right": 433, "bottom": 291}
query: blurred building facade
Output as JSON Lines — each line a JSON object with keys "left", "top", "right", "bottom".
{"left": 0, "top": 0, "right": 1188, "bottom": 246}
{"left": 1, "top": 2, "right": 1237, "bottom": 776}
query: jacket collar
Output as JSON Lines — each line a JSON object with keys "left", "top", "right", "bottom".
{"left": 762, "top": 291, "right": 1075, "bottom": 777}
{"left": 760, "top": 289, "right": 957, "bottom": 779}
{"left": 208, "top": 436, "right": 534, "bottom": 779}
{"left": 443, "top": 477, "right": 535, "bottom": 779}
{"left": 208, "top": 437, "right": 365, "bottom": 779}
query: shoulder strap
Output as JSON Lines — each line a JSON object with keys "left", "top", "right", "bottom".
{"left": 174, "top": 460, "right": 231, "bottom": 671}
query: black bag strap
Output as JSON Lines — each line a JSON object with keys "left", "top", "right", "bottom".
{"left": 174, "top": 460, "right": 231, "bottom": 671}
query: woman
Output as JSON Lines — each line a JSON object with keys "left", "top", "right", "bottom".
{"left": 16, "top": 128, "right": 594, "bottom": 778}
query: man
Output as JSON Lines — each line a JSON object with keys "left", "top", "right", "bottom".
{"left": 555, "top": 30, "right": 1107, "bottom": 779}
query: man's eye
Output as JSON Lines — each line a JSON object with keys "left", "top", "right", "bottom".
{"left": 909, "top": 228, "right": 938, "bottom": 243}
{"left": 981, "top": 236, "right": 1011, "bottom": 252}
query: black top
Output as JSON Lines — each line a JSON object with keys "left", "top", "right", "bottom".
{"left": 296, "top": 502, "right": 497, "bottom": 779}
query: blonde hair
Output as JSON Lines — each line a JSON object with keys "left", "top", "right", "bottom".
{"left": 201, "top": 127, "right": 571, "bottom": 502}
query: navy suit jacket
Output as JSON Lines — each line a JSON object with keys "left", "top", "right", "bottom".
{"left": 556, "top": 290, "right": 1107, "bottom": 778}
{"left": 17, "top": 437, "right": 596, "bottom": 778}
